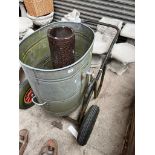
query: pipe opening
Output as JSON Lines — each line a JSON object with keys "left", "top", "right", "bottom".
{"left": 48, "top": 27, "right": 74, "bottom": 39}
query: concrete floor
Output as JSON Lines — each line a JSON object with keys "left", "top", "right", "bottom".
{"left": 19, "top": 63, "right": 135, "bottom": 155}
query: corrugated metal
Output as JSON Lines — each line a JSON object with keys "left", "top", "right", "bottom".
{"left": 53, "top": 0, "right": 135, "bottom": 24}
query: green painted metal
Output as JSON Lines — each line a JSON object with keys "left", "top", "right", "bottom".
{"left": 19, "top": 22, "right": 94, "bottom": 116}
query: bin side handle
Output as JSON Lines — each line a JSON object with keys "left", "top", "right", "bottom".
{"left": 32, "top": 96, "right": 47, "bottom": 106}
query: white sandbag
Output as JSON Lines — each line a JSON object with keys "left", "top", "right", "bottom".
{"left": 93, "top": 32, "right": 111, "bottom": 54}
{"left": 61, "top": 9, "right": 81, "bottom": 23}
{"left": 27, "top": 12, "right": 54, "bottom": 26}
{"left": 93, "top": 16, "right": 122, "bottom": 55}
{"left": 97, "top": 25, "right": 117, "bottom": 37}
{"left": 21, "top": 29, "right": 34, "bottom": 40}
{"left": 120, "top": 23, "right": 135, "bottom": 39}
{"left": 19, "top": 29, "right": 34, "bottom": 43}
{"left": 107, "top": 60, "right": 128, "bottom": 75}
{"left": 19, "top": 2, "right": 27, "bottom": 17}
{"left": 99, "top": 16, "right": 123, "bottom": 30}
{"left": 93, "top": 26, "right": 117, "bottom": 54}
{"left": 111, "top": 43, "right": 135, "bottom": 64}
{"left": 19, "top": 17, "right": 33, "bottom": 38}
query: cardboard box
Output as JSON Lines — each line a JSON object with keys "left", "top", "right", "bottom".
{"left": 24, "top": 0, "right": 54, "bottom": 17}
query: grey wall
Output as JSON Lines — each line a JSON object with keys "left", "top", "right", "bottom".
{"left": 53, "top": 0, "right": 135, "bottom": 23}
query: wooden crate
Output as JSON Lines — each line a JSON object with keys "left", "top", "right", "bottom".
{"left": 24, "top": 0, "right": 54, "bottom": 17}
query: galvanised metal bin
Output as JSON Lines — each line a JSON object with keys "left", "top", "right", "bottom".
{"left": 19, "top": 22, "right": 94, "bottom": 116}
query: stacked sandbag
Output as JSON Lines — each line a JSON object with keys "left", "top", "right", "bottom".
{"left": 19, "top": 17, "right": 34, "bottom": 39}
{"left": 93, "top": 16, "right": 123, "bottom": 55}
{"left": 61, "top": 9, "right": 81, "bottom": 23}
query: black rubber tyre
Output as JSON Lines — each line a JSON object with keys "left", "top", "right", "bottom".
{"left": 19, "top": 80, "right": 34, "bottom": 109}
{"left": 77, "top": 105, "right": 100, "bottom": 146}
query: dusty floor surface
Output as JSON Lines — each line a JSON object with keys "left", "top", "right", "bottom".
{"left": 19, "top": 63, "right": 135, "bottom": 155}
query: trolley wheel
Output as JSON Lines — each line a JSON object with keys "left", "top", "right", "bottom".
{"left": 77, "top": 105, "right": 100, "bottom": 146}
{"left": 19, "top": 80, "right": 34, "bottom": 109}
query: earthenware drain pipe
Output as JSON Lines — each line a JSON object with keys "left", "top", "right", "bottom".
{"left": 47, "top": 26, "right": 75, "bottom": 69}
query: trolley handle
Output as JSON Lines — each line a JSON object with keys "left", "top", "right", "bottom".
{"left": 83, "top": 19, "right": 121, "bottom": 98}
{"left": 83, "top": 19, "right": 120, "bottom": 32}
{"left": 78, "top": 19, "right": 121, "bottom": 123}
